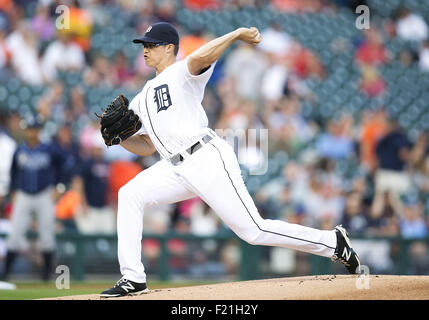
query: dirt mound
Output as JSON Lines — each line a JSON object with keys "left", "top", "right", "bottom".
{"left": 45, "top": 275, "right": 429, "bottom": 300}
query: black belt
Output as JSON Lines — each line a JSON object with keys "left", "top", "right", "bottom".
{"left": 169, "top": 134, "right": 213, "bottom": 165}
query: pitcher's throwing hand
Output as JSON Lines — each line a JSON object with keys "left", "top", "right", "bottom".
{"left": 236, "top": 27, "right": 262, "bottom": 45}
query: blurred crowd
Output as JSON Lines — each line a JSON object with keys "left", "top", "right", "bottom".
{"left": 1, "top": 0, "right": 429, "bottom": 278}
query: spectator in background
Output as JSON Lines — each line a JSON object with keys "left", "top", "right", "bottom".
{"left": 396, "top": 7, "right": 428, "bottom": 43}
{"left": 419, "top": 41, "right": 429, "bottom": 72}
{"left": 55, "top": 177, "right": 81, "bottom": 233}
{"left": 316, "top": 116, "right": 355, "bottom": 160}
{"left": 183, "top": 0, "right": 222, "bottom": 11}
{"left": 154, "top": 0, "right": 177, "bottom": 25}
{"left": 359, "top": 64, "right": 386, "bottom": 98}
{"left": 264, "top": 96, "right": 316, "bottom": 155}
{"left": 340, "top": 191, "right": 368, "bottom": 236}
{"left": 359, "top": 108, "right": 388, "bottom": 172}
{"left": 67, "top": 0, "right": 93, "bottom": 52}
{"left": 108, "top": 159, "right": 142, "bottom": 210}
{"left": 68, "top": 85, "right": 90, "bottom": 126}
{"left": 304, "top": 174, "right": 344, "bottom": 229}
{"left": 0, "top": 110, "right": 16, "bottom": 205}
{"left": 288, "top": 43, "right": 325, "bottom": 79}
{"left": 399, "top": 196, "right": 428, "bottom": 239}
{"left": 41, "top": 31, "right": 85, "bottom": 83}
{"left": 398, "top": 49, "right": 417, "bottom": 68}
{"left": 261, "top": 57, "right": 290, "bottom": 102}
{"left": 0, "top": 14, "right": 11, "bottom": 70}
{"left": 31, "top": 3, "right": 55, "bottom": 44}
{"left": 4, "top": 111, "right": 24, "bottom": 143}
{"left": 79, "top": 118, "right": 101, "bottom": 158}
{"left": 5, "top": 21, "right": 45, "bottom": 85}
{"left": 259, "top": 23, "right": 294, "bottom": 59}
{"left": 37, "top": 82, "right": 66, "bottom": 124}
{"left": 73, "top": 132, "right": 114, "bottom": 234}
{"left": 408, "top": 241, "right": 429, "bottom": 275}
{"left": 271, "top": 0, "right": 325, "bottom": 13}
{"left": 83, "top": 54, "right": 113, "bottom": 87}
{"left": 189, "top": 199, "right": 219, "bottom": 236}
{"left": 372, "top": 119, "right": 412, "bottom": 218}
{"left": 409, "top": 131, "right": 429, "bottom": 193}
{"left": 355, "top": 28, "right": 389, "bottom": 67}
{"left": 177, "top": 26, "right": 209, "bottom": 59}
{"left": 224, "top": 42, "right": 268, "bottom": 102}
{"left": 52, "top": 122, "right": 81, "bottom": 188}
{"left": 111, "top": 51, "right": 135, "bottom": 87}
{"left": 2, "top": 117, "right": 66, "bottom": 281}
{"left": 0, "top": 110, "right": 16, "bottom": 259}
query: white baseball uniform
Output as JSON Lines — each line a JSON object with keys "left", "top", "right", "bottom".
{"left": 118, "top": 56, "right": 337, "bottom": 283}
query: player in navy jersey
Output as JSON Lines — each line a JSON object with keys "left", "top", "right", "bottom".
{"left": 1, "top": 117, "right": 66, "bottom": 281}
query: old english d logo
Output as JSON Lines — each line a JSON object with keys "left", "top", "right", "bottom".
{"left": 154, "top": 84, "right": 172, "bottom": 112}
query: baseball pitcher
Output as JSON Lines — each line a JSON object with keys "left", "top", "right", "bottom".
{"left": 99, "top": 22, "right": 361, "bottom": 297}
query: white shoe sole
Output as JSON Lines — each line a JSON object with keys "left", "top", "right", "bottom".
{"left": 100, "top": 288, "right": 149, "bottom": 298}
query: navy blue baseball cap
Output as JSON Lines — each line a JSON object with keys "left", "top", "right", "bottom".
{"left": 133, "top": 22, "right": 179, "bottom": 45}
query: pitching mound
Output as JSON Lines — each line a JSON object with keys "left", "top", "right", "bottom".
{"left": 45, "top": 275, "right": 429, "bottom": 300}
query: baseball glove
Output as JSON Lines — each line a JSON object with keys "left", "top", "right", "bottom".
{"left": 95, "top": 94, "right": 142, "bottom": 146}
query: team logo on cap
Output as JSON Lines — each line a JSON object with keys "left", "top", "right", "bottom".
{"left": 145, "top": 25, "right": 152, "bottom": 33}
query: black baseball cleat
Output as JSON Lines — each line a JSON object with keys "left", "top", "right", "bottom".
{"left": 100, "top": 278, "right": 149, "bottom": 298}
{"left": 331, "top": 225, "right": 361, "bottom": 274}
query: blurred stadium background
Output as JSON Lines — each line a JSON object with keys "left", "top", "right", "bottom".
{"left": 1, "top": 0, "right": 429, "bottom": 285}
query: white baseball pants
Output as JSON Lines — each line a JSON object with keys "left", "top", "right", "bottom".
{"left": 117, "top": 135, "right": 337, "bottom": 283}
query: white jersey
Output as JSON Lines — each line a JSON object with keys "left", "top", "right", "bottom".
{"left": 129, "top": 56, "right": 217, "bottom": 159}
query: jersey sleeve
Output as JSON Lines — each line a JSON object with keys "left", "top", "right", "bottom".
{"left": 181, "top": 56, "right": 217, "bottom": 101}
{"left": 128, "top": 92, "right": 148, "bottom": 136}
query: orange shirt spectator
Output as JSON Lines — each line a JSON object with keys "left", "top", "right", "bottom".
{"left": 109, "top": 160, "right": 143, "bottom": 204}
{"left": 360, "top": 110, "right": 388, "bottom": 171}
{"left": 178, "top": 34, "right": 209, "bottom": 59}
{"left": 0, "top": 0, "right": 13, "bottom": 12}
{"left": 65, "top": 6, "right": 93, "bottom": 52}
{"left": 56, "top": 189, "right": 82, "bottom": 220}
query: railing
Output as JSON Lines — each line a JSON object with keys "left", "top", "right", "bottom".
{"left": 0, "top": 232, "right": 427, "bottom": 280}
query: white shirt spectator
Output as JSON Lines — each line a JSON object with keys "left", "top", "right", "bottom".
{"left": 261, "top": 63, "right": 288, "bottom": 101}
{"left": 42, "top": 39, "right": 85, "bottom": 82}
{"left": 419, "top": 44, "right": 429, "bottom": 71}
{"left": 5, "top": 29, "right": 44, "bottom": 85}
{"left": 224, "top": 43, "right": 268, "bottom": 101}
{"left": 397, "top": 13, "right": 428, "bottom": 42}
{"left": 259, "top": 26, "right": 294, "bottom": 57}
{"left": 0, "top": 130, "right": 16, "bottom": 197}
{"left": 190, "top": 202, "right": 218, "bottom": 236}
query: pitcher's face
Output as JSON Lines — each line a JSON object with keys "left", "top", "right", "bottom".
{"left": 142, "top": 43, "right": 175, "bottom": 68}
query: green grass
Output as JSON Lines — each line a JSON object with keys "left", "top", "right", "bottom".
{"left": 0, "top": 281, "right": 218, "bottom": 300}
